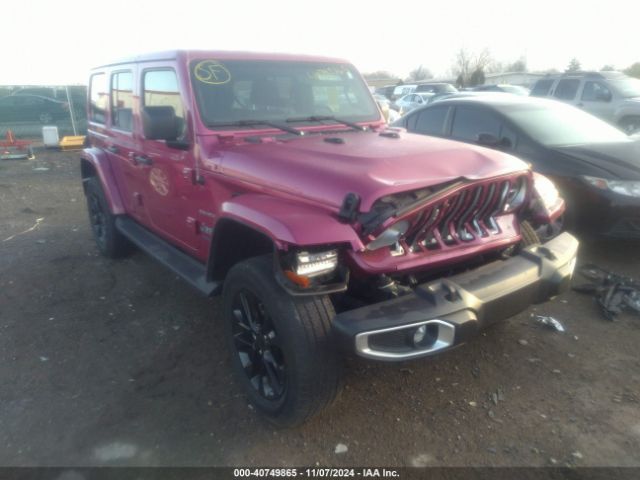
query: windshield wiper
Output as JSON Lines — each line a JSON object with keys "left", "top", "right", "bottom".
{"left": 286, "top": 115, "right": 368, "bottom": 131}
{"left": 209, "top": 120, "right": 304, "bottom": 136}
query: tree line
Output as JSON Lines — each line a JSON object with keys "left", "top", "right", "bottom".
{"left": 363, "top": 49, "right": 640, "bottom": 87}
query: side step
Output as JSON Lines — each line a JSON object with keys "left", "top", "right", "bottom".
{"left": 115, "top": 216, "right": 221, "bottom": 296}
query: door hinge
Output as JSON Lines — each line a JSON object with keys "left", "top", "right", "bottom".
{"left": 182, "top": 167, "right": 205, "bottom": 185}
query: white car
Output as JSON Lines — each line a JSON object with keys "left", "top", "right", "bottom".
{"left": 394, "top": 92, "right": 434, "bottom": 114}
{"left": 392, "top": 84, "right": 417, "bottom": 99}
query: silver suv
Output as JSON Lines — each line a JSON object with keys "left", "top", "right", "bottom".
{"left": 530, "top": 71, "right": 640, "bottom": 134}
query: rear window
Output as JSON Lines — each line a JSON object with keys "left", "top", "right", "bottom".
{"left": 412, "top": 106, "right": 448, "bottom": 136}
{"left": 89, "top": 73, "right": 108, "bottom": 124}
{"left": 111, "top": 71, "right": 133, "bottom": 131}
{"left": 451, "top": 106, "right": 501, "bottom": 141}
{"left": 530, "top": 79, "right": 554, "bottom": 97}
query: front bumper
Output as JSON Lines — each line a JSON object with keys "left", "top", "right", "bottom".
{"left": 333, "top": 232, "right": 579, "bottom": 361}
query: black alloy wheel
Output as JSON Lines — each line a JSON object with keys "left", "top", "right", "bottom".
{"left": 222, "top": 255, "right": 341, "bottom": 426}
{"left": 88, "top": 192, "right": 107, "bottom": 249}
{"left": 231, "top": 289, "right": 287, "bottom": 402}
{"left": 84, "top": 176, "right": 131, "bottom": 259}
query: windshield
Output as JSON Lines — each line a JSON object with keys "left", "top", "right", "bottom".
{"left": 609, "top": 76, "right": 640, "bottom": 98}
{"left": 190, "top": 59, "right": 380, "bottom": 128}
{"left": 504, "top": 102, "right": 631, "bottom": 146}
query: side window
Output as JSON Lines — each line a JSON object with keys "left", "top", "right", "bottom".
{"left": 554, "top": 79, "right": 580, "bottom": 100}
{"left": 581, "top": 81, "right": 612, "bottom": 102}
{"left": 111, "top": 71, "right": 134, "bottom": 131}
{"left": 143, "top": 69, "right": 185, "bottom": 138}
{"left": 530, "top": 79, "right": 554, "bottom": 97}
{"left": 412, "top": 106, "right": 448, "bottom": 136}
{"left": 89, "top": 73, "right": 108, "bottom": 124}
{"left": 451, "top": 106, "right": 500, "bottom": 141}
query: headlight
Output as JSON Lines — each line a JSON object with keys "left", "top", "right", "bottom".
{"left": 583, "top": 176, "right": 640, "bottom": 197}
{"left": 533, "top": 173, "right": 560, "bottom": 210}
{"left": 366, "top": 220, "right": 410, "bottom": 251}
{"left": 295, "top": 250, "right": 338, "bottom": 277}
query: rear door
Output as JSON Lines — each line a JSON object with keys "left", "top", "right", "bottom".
{"left": 104, "top": 68, "right": 148, "bottom": 222}
{"left": 88, "top": 70, "right": 149, "bottom": 221}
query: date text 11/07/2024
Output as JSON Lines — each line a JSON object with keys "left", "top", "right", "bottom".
{"left": 233, "top": 468, "right": 400, "bottom": 478}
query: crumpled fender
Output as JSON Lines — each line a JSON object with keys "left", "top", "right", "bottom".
{"left": 80, "top": 148, "right": 125, "bottom": 215}
{"left": 220, "top": 194, "right": 364, "bottom": 250}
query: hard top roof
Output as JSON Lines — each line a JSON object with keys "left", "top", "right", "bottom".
{"left": 91, "top": 50, "right": 351, "bottom": 70}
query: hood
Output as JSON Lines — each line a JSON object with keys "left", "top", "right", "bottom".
{"left": 214, "top": 130, "right": 529, "bottom": 211}
{"left": 552, "top": 140, "right": 640, "bottom": 180}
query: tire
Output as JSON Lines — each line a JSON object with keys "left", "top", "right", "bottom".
{"left": 84, "top": 177, "right": 132, "bottom": 258}
{"left": 222, "top": 255, "right": 341, "bottom": 427}
{"left": 520, "top": 220, "right": 541, "bottom": 247}
{"left": 619, "top": 116, "right": 640, "bottom": 135}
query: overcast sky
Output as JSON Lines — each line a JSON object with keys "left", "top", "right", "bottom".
{"left": 2, "top": 0, "right": 638, "bottom": 85}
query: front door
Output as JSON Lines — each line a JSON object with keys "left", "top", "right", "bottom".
{"left": 134, "top": 67, "right": 203, "bottom": 254}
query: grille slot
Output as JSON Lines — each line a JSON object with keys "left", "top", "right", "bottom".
{"left": 402, "top": 176, "right": 526, "bottom": 251}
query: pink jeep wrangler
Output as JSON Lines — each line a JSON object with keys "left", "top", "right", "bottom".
{"left": 81, "top": 50, "right": 577, "bottom": 426}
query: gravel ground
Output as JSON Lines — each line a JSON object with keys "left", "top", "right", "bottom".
{"left": 1, "top": 150, "right": 639, "bottom": 468}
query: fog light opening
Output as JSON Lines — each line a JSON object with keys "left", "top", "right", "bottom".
{"left": 411, "top": 323, "right": 439, "bottom": 349}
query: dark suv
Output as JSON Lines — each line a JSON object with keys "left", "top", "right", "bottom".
{"left": 81, "top": 50, "right": 578, "bottom": 426}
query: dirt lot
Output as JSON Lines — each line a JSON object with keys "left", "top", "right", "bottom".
{"left": 1, "top": 150, "right": 639, "bottom": 468}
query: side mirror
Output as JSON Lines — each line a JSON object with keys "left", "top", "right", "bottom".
{"left": 141, "top": 106, "right": 180, "bottom": 141}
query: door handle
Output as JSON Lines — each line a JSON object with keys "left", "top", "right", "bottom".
{"left": 133, "top": 154, "right": 153, "bottom": 166}
{"left": 106, "top": 145, "right": 119, "bottom": 154}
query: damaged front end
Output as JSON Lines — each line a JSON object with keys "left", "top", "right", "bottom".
{"left": 347, "top": 172, "right": 538, "bottom": 276}
{"left": 273, "top": 171, "right": 566, "bottom": 304}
